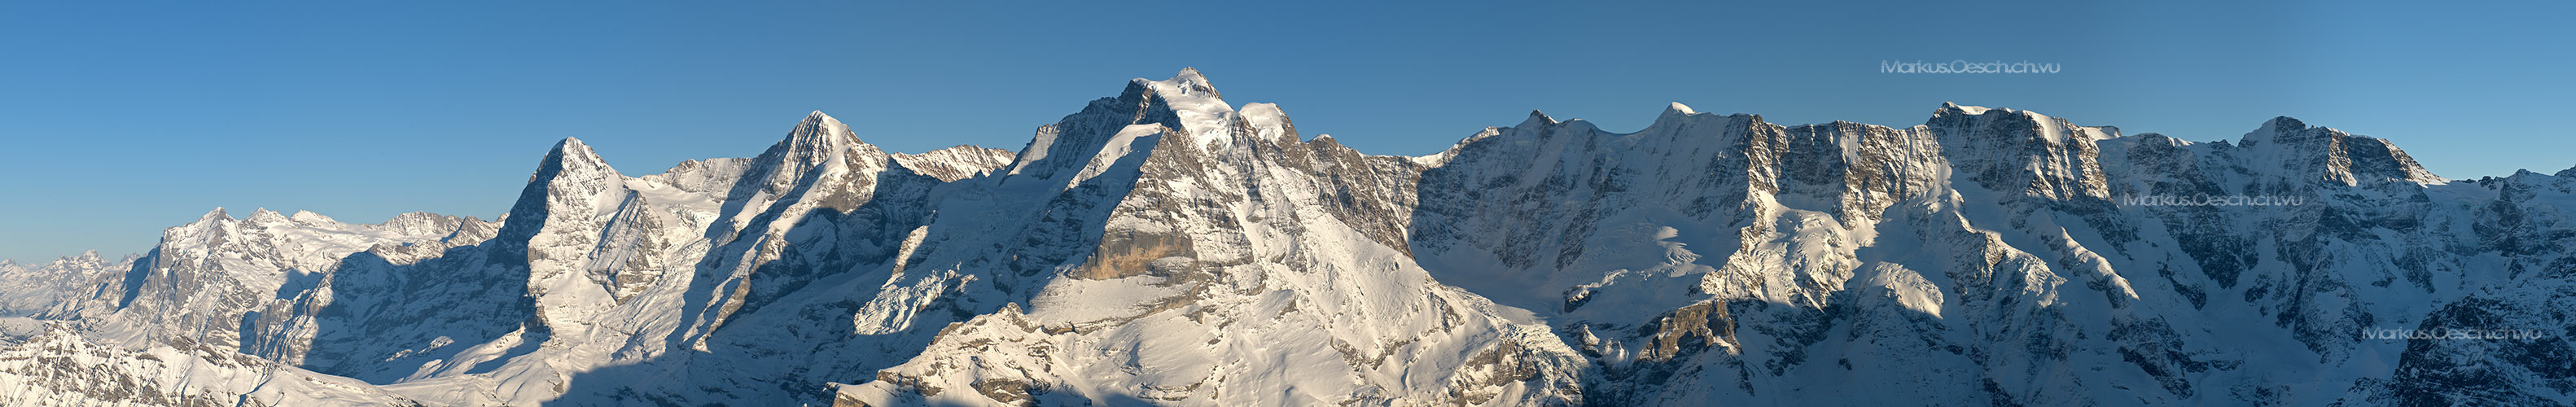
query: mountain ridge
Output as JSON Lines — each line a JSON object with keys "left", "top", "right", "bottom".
{"left": 0, "top": 68, "right": 2568, "bottom": 406}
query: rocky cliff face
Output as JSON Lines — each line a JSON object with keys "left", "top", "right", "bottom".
{"left": 2, "top": 69, "right": 2569, "bottom": 406}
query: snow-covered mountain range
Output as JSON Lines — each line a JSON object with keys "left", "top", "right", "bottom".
{"left": 2, "top": 68, "right": 2569, "bottom": 406}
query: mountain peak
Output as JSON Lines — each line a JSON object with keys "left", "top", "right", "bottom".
{"left": 2234, "top": 116, "right": 2445, "bottom": 184}
{"left": 32, "top": 71, "right": 2576, "bottom": 407}
{"left": 2241, "top": 116, "right": 2320, "bottom": 147}
{"left": 247, "top": 208, "right": 290, "bottom": 224}
{"left": 2261, "top": 116, "right": 2309, "bottom": 134}
{"left": 800, "top": 111, "right": 846, "bottom": 133}
{"left": 1146, "top": 68, "right": 1222, "bottom": 100}
{"left": 1524, "top": 110, "right": 1557, "bottom": 126}
{"left": 1128, "top": 68, "right": 1240, "bottom": 151}
{"left": 497, "top": 133, "right": 626, "bottom": 252}
{"left": 781, "top": 110, "right": 859, "bottom": 149}
{"left": 1174, "top": 68, "right": 1211, "bottom": 89}
{"left": 534, "top": 137, "right": 615, "bottom": 182}
{"left": 1938, "top": 101, "right": 1992, "bottom": 115}
{"left": 1663, "top": 102, "right": 1698, "bottom": 116}
{"left": 289, "top": 210, "right": 345, "bottom": 226}
{"left": 199, "top": 207, "right": 234, "bottom": 222}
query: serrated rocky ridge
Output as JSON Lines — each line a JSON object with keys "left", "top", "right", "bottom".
{"left": 1, "top": 69, "right": 2569, "bottom": 406}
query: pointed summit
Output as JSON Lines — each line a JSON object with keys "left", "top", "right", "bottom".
{"left": 1652, "top": 103, "right": 1700, "bottom": 125}
{"left": 1169, "top": 67, "right": 1219, "bottom": 98}
{"left": 497, "top": 135, "right": 624, "bottom": 246}
{"left": 199, "top": 207, "right": 234, "bottom": 222}
{"left": 247, "top": 208, "right": 291, "bottom": 225}
{"left": 1522, "top": 110, "right": 1557, "bottom": 127}
{"left": 530, "top": 137, "right": 616, "bottom": 184}
{"left": 752, "top": 110, "right": 871, "bottom": 178}
{"left": 725, "top": 110, "right": 892, "bottom": 206}
{"left": 1644, "top": 103, "right": 1713, "bottom": 132}
{"left": 775, "top": 110, "right": 861, "bottom": 153}
{"left": 797, "top": 110, "right": 848, "bottom": 136}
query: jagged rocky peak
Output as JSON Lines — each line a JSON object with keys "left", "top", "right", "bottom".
{"left": 499, "top": 136, "right": 625, "bottom": 243}
{"left": 777, "top": 111, "right": 865, "bottom": 155}
{"left": 1000, "top": 68, "right": 1261, "bottom": 182}
{"left": 1935, "top": 100, "right": 2000, "bottom": 116}
{"left": 193, "top": 206, "right": 234, "bottom": 223}
{"left": 890, "top": 145, "right": 1015, "bottom": 182}
{"left": 1521, "top": 109, "right": 1557, "bottom": 127}
{"left": 1928, "top": 102, "right": 2109, "bottom": 140}
{"left": 2237, "top": 115, "right": 2446, "bottom": 186}
{"left": 1920, "top": 102, "right": 2121, "bottom": 200}
{"left": 161, "top": 207, "right": 244, "bottom": 250}
{"left": 1645, "top": 102, "right": 1774, "bottom": 138}
{"left": 532, "top": 137, "right": 619, "bottom": 184}
{"left": 376, "top": 211, "right": 469, "bottom": 234}
{"left": 769, "top": 111, "right": 854, "bottom": 159}
{"left": 725, "top": 110, "right": 897, "bottom": 214}
{"left": 516, "top": 137, "right": 620, "bottom": 202}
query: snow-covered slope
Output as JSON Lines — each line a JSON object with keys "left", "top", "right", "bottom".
{"left": 0, "top": 317, "right": 418, "bottom": 405}
{"left": 42, "top": 208, "right": 494, "bottom": 357}
{"left": 1, "top": 68, "right": 2569, "bottom": 406}
{"left": 0, "top": 252, "right": 134, "bottom": 317}
{"left": 1412, "top": 101, "right": 2574, "bottom": 406}
{"left": 834, "top": 68, "right": 1579, "bottom": 407}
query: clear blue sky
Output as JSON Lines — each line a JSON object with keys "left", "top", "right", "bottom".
{"left": 2, "top": 0, "right": 2569, "bottom": 262}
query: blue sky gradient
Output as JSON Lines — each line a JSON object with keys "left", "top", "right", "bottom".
{"left": 3, "top": 0, "right": 2570, "bottom": 262}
